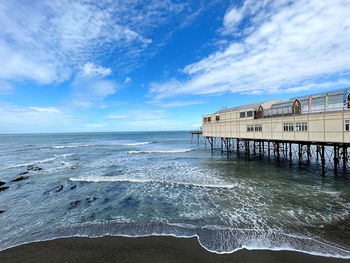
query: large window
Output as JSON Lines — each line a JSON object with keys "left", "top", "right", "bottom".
{"left": 346, "top": 120, "right": 350, "bottom": 131}
{"left": 247, "top": 111, "right": 253, "bottom": 117}
{"left": 215, "top": 116, "right": 220, "bottom": 121}
{"left": 296, "top": 122, "right": 307, "bottom": 132}
{"left": 255, "top": 124, "right": 262, "bottom": 132}
{"left": 203, "top": 117, "right": 207, "bottom": 123}
{"left": 208, "top": 117, "right": 211, "bottom": 122}
{"left": 240, "top": 112, "right": 246, "bottom": 118}
{"left": 283, "top": 123, "right": 294, "bottom": 132}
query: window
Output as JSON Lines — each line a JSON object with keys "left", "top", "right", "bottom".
{"left": 203, "top": 117, "right": 207, "bottom": 123}
{"left": 255, "top": 124, "right": 262, "bottom": 132}
{"left": 240, "top": 112, "right": 246, "bottom": 118}
{"left": 283, "top": 123, "right": 294, "bottom": 132}
{"left": 247, "top": 125, "right": 254, "bottom": 132}
{"left": 302, "top": 122, "right": 307, "bottom": 131}
{"left": 208, "top": 117, "right": 211, "bottom": 122}
{"left": 216, "top": 116, "right": 220, "bottom": 121}
{"left": 247, "top": 111, "right": 253, "bottom": 117}
{"left": 296, "top": 122, "right": 307, "bottom": 132}
{"left": 346, "top": 120, "right": 350, "bottom": 131}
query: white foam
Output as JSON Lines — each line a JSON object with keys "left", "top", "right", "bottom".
{"left": 120, "top": 141, "right": 154, "bottom": 146}
{"left": 69, "top": 176, "right": 236, "bottom": 189}
{"left": 3, "top": 154, "right": 73, "bottom": 170}
{"left": 47, "top": 145, "right": 92, "bottom": 149}
{"left": 128, "top": 149, "right": 194, "bottom": 154}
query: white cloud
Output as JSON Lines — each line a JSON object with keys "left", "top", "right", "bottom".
{"left": 82, "top": 63, "right": 111, "bottom": 78}
{"left": 69, "top": 62, "right": 118, "bottom": 108}
{"left": 28, "top": 107, "right": 61, "bottom": 113}
{"left": 124, "top": 77, "right": 132, "bottom": 84}
{"left": 0, "top": 103, "right": 78, "bottom": 133}
{"left": 0, "top": 0, "right": 194, "bottom": 86}
{"left": 223, "top": 8, "right": 244, "bottom": 30}
{"left": 105, "top": 114, "right": 128, "bottom": 119}
{"left": 0, "top": 80, "right": 13, "bottom": 94}
{"left": 150, "top": 0, "right": 350, "bottom": 99}
{"left": 148, "top": 99, "right": 206, "bottom": 108}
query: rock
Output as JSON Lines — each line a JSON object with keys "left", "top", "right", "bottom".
{"left": 19, "top": 171, "right": 29, "bottom": 175}
{"left": 0, "top": 210, "right": 4, "bottom": 214}
{"left": 44, "top": 185, "right": 64, "bottom": 195}
{"left": 69, "top": 200, "right": 81, "bottom": 209}
{"left": 0, "top": 181, "right": 5, "bottom": 186}
{"left": 27, "top": 165, "right": 42, "bottom": 171}
{"left": 55, "top": 185, "right": 63, "bottom": 192}
{"left": 70, "top": 185, "right": 77, "bottom": 190}
{"left": 11, "top": 176, "right": 29, "bottom": 182}
{"left": 0, "top": 186, "right": 9, "bottom": 192}
{"left": 86, "top": 196, "right": 97, "bottom": 203}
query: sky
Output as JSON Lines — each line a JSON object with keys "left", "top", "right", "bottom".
{"left": 1, "top": 0, "right": 350, "bottom": 133}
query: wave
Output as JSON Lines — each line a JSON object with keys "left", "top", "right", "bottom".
{"left": 69, "top": 176, "right": 236, "bottom": 189}
{"left": 1, "top": 222, "right": 349, "bottom": 259}
{"left": 3, "top": 154, "right": 73, "bottom": 170}
{"left": 43, "top": 145, "right": 92, "bottom": 150}
{"left": 42, "top": 141, "right": 154, "bottom": 150}
{"left": 128, "top": 149, "right": 194, "bottom": 154}
{"left": 120, "top": 141, "right": 154, "bottom": 146}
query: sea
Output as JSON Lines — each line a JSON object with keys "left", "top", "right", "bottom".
{"left": 0, "top": 131, "right": 350, "bottom": 258}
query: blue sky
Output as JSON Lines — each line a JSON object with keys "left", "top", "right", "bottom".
{"left": 1, "top": 0, "right": 350, "bottom": 133}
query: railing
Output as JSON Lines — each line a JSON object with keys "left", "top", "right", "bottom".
{"left": 255, "top": 106, "right": 350, "bottom": 119}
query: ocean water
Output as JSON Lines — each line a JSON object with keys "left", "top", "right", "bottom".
{"left": 0, "top": 131, "right": 350, "bottom": 257}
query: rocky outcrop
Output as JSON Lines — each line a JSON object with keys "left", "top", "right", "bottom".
{"left": 0, "top": 181, "right": 5, "bottom": 186}
{"left": 69, "top": 200, "right": 81, "bottom": 209}
{"left": 0, "top": 186, "right": 9, "bottom": 192}
{"left": 27, "top": 165, "right": 43, "bottom": 171}
{"left": 11, "top": 176, "right": 29, "bottom": 182}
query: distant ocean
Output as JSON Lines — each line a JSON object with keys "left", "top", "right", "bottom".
{"left": 0, "top": 131, "right": 350, "bottom": 258}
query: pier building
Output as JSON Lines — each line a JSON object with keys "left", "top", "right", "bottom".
{"left": 197, "top": 89, "right": 350, "bottom": 176}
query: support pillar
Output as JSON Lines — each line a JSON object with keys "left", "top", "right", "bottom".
{"left": 253, "top": 141, "right": 256, "bottom": 155}
{"left": 276, "top": 142, "right": 280, "bottom": 165}
{"left": 289, "top": 142, "right": 292, "bottom": 165}
{"left": 298, "top": 143, "right": 302, "bottom": 165}
{"left": 246, "top": 140, "right": 250, "bottom": 161}
{"left": 321, "top": 144, "right": 325, "bottom": 176}
{"left": 343, "top": 145, "right": 347, "bottom": 174}
{"left": 237, "top": 139, "right": 240, "bottom": 157}
{"left": 334, "top": 145, "right": 338, "bottom": 175}
{"left": 307, "top": 144, "right": 310, "bottom": 164}
{"left": 259, "top": 141, "right": 262, "bottom": 159}
{"left": 268, "top": 141, "right": 271, "bottom": 159}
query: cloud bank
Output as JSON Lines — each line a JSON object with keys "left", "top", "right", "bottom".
{"left": 150, "top": 0, "right": 350, "bottom": 98}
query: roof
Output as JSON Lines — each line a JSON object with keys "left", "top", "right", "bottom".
{"left": 214, "top": 100, "right": 280, "bottom": 114}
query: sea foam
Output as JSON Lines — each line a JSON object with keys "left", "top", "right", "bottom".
{"left": 128, "top": 149, "right": 194, "bottom": 154}
{"left": 69, "top": 176, "right": 236, "bottom": 189}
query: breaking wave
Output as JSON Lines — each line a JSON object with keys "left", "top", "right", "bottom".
{"left": 119, "top": 141, "right": 154, "bottom": 146}
{"left": 3, "top": 154, "right": 73, "bottom": 170}
{"left": 128, "top": 149, "right": 194, "bottom": 154}
{"left": 69, "top": 176, "right": 236, "bottom": 189}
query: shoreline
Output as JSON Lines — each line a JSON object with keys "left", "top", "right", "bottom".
{"left": 0, "top": 236, "right": 349, "bottom": 263}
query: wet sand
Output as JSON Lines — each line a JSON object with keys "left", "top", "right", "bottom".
{"left": 0, "top": 236, "right": 349, "bottom": 263}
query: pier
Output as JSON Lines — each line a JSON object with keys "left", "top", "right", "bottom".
{"left": 196, "top": 89, "right": 350, "bottom": 176}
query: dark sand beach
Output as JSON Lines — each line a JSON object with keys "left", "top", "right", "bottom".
{"left": 0, "top": 236, "right": 349, "bottom": 263}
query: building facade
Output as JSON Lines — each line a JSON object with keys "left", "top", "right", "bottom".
{"left": 202, "top": 89, "right": 350, "bottom": 144}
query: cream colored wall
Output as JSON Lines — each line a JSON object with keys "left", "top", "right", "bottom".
{"left": 202, "top": 110, "right": 350, "bottom": 143}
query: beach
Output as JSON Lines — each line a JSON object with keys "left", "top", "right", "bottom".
{"left": 1, "top": 235, "right": 349, "bottom": 263}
